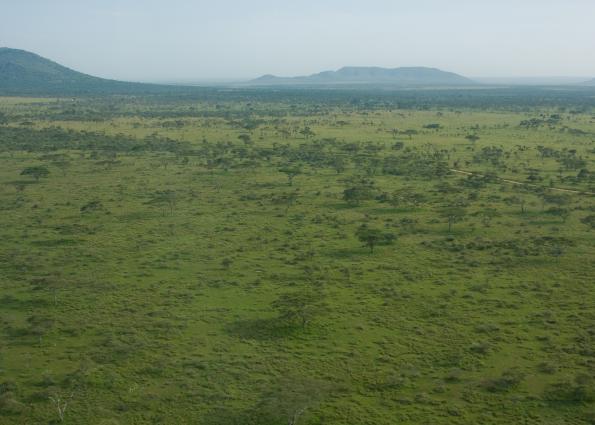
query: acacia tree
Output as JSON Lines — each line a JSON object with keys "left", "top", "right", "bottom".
{"left": 21, "top": 166, "right": 50, "bottom": 182}
{"left": 331, "top": 157, "right": 347, "bottom": 174}
{"left": 9, "top": 181, "right": 32, "bottom": 193}
{"left": 146, "top": 190, "right": 177, "bottom": 215}
{"left": 465, "top": 134, "right": 480, "bottom": 144}
{"left": 541, "top": 193, "right": 570, "bottom": 211}
{"left": 299, "top": 126, "right": 315, "bottom": 139}
{"left": 53, "top": 160, "right": 71, "bottom": 176}
{"left": 439, "top": 205, "right": 467, "bottom": 233}
{"left": 272, "top": 287, "right": 327, "bottom": 329}
{"left": 343, "top": 184, "right": 375, "bottom": 206}
{"left": 403, "top": 129, "right": 418, "bottom": 139}
{"left": 238, "top": 134, "right": 252, "bottom": 145}
{"left": 274, "top": 190, "right": 299, "bottom": 214}
{"left": 279, "top": 166, "right": 302, "bottom": 186}
{"left": 355, "top": 224, "right": 396, "bottom": 253}
{"left": 506, "top": 196, "right": 526, "bottom": 214}
{"left": 546, "top": 207, "right": 570, "bottom": 223}
{"left": 80, "top": 200, "right": 104, "bottom": 214}
{"left": 581, "top": 215, "right": 595, "bottom": 229}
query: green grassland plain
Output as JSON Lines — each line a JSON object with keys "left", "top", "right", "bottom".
{"left": 0, "top": 93, "right": 593, "bottom": 424}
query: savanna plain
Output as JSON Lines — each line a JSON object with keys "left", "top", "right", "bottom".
{"left": 0, "top": 89, "right": 594, "bottom": 424}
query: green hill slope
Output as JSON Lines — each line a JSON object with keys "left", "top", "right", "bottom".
{"left": 0, "top": 48, "right": 194, "bottom": 95}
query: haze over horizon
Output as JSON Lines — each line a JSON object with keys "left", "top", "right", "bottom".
{"left": 1, "top": 0, "right": 595, "bottom": 82}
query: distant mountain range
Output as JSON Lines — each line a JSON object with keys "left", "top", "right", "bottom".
{"left": 250, "top": 66, "right": 476, "bottom": 86}
{"left": 1, "top": 47, "right": 594, "bottom": 94}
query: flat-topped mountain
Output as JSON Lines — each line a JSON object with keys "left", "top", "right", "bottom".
{"left": 251, "top": 66, "right": 475, "bottom": 86}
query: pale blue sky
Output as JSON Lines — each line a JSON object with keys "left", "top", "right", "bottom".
{"left": 1, "top": 0, "right": 594, "bottom": 81}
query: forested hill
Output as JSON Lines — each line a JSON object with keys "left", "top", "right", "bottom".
{"left": 0, "top": 48, "right": 199, "bottom": 95}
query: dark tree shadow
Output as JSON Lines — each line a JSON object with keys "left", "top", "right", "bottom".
{"left": 225, "top": 317, "right": 301, "bottom": 341}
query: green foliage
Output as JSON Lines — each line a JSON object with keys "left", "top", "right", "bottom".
{"left": 271, "top": 287, "right": 328, "bottom": 328}
{"left": 482, "top": 369, "right": 524, "bottom": 393}
{"left": 80, "top": 200, "right": 104, "bottom": 214}
{"left": 145, "top": 190, "right": 177, "bottom": 215}
{"left": 465, "top": 134, "right": 480, "bottom": 143}
{"left": 249, "top": 375, "right": 332, "bottom": 425}
{"left": 438, "top": 205, "right": 467, "bottom": 232}
{"left": 543, "top": 377, "right": 595, "bottom": 403}
{"left": 343, "top": 180, "right": 376, "bottom": 206}
{"left": 0, "top": 93, "right": 593, "bottom": 425}
{"left": 20, "top": 165, "right": 49, "bottom": 181}
{"left": 355, "top": 224, "right": 396, "bottom": 253}
{"left": 581, "top": 214, "right": 595, "bottom": 229}
{"left": 279, "top": 165, "right": 302, "bottom": 186}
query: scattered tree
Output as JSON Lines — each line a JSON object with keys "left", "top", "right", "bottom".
{"left": 439, "top": 205, "right": 467, "bottom": 233}
{"left": 465, "top": 134, "right": 480, "bottom": 144}
{"left": 21, "top": 166, "right": 50, "bottom": 182}
{"left": 272, "top": 287, "right": 327, "bottom": 329}
{"left": 355, "top": 224, "right": 396, "bottom": 253}
{"left": 146, "top": 190, "right": 177, "bottom": 215}
{"left": 279, "top": 166, "right": 302, "bottom": 186}
{"left": 581, "top": 215, "right": 595, "bottom": 229}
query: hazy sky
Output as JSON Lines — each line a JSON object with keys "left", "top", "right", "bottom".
{"left": 1, "top": 0, "right": 595, "bottom": 81}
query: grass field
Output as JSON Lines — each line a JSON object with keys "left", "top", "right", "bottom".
{"left": 0, "top": 92, "right": 594, "bottom": 424}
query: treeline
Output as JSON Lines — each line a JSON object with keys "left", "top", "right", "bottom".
{"left": 3, "top": 87, "right": 595, "bottom": 118}
{"left": 0, "top": 125, "right": 189, "bottom": 153}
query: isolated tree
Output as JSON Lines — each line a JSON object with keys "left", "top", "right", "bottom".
{"left": 439, "top": 205, "right": 467, "bottom": 233}
{"left": 465, "top": 134, "right": 480, "bottom": 144}
{"left": 355, "top": 224, "right": 396, "bottom": 253}
{"left": 403, "top": 129, "right": 418, "bottom": 139}
{"left": 221, "top": 258, "right": 233, "bottom": 270}
{"left": 272, "top": 287, "right": 327, "bottom": 329}
{"left": 541, "top": 193, "right": 570, "bottom": 210}
{"left": 9, "top": 181, "right": 32, "bottom": 193}
{"left": 275, "top": 190, "right": 299, "bottom": 213}
{"left": 21, "top": 166, "right": 50, "bottom": 182}
{"left": 331, "top": 157, "right": 347, "bottom": 174}
{"left": 146, "top": 190, "right": 177, "bottom": 215}
{"left": 299, "top": 126, "right": 315, "bottom": 139}
{"left": 279, "top": 166, "right": 302, "bottom": 186}
{"left": 53, "top": 159, "right": 71, "bottom": 176}
{"left": 506, "top": 196, "right": 526, "bottom": 214}
{"left": 392, "top": 141, "right": 405, "bottom": 150}
{"left": 546, "top": 207, "right": 570, "bottom": 223}
{"left": 343, "top": 185, "right": 375, "bottom": 206}
{"left": 581, "top": 215, "right": 595, "bottom": 229}
{"left": 238, "top": 134, "right": 252, "bottom": 145}
{"left": 80, "top": 200, "right": 104, "bottom": 214}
